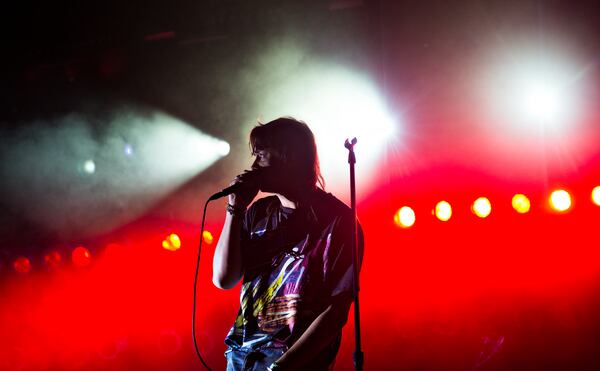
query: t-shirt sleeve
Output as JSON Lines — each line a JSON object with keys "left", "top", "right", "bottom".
{"left": 239, "top": 201, "right": 259, "bottom": 276}
{"left": 241, "top": 204, "right": 253, "bottom": 245}
{"left": 323, "top": 214, "right": 365, "bottom": 299}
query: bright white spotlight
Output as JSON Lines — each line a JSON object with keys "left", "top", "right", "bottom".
{"left": 302, "top": 72, "right": 396, "bottom": 161}
{"left": 83, "top": 160, "right": 96, "bottom": 174}
{"left": 256, "top": 60, "right": 398, "bottom": 195}
{"left": 132, "top": 113, "right": 231, "bottom": 184}
{"left": 217, "top": 141, "right": 231, "bottom": 156}
{"left": 1, "top": 109, "right": 230, "bottom": 238}
{"left": 481, "top": 45, "right": 585, "bottom": 133}
{"left": 124, "top": 144, "right": 134, "bottom": 156}
{"left": 519, "top": 80, "right": 562, "bottom": 123}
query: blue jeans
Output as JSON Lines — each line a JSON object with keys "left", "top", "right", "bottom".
{"left": 225, "top": 346, "right": 287, "bottom": 371}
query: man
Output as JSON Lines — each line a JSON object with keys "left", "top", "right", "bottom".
{"left": 213, "top": 117, "right": 364, "bottom": 370}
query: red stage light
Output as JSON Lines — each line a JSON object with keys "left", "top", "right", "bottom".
{"left": 434, "top": 200, "right": 452, "bottom": 221}
{"left": 549, "top": 189, "right": 572, "bottom": 212}
{"left": 13, "top": 256, "right": 31, "bottom": 274}
{"left": 44, "top": 251, "right": 62, "bottom": 270}
{"left": 72, "top": 246, "right": 92, "bottom": 267}
{"left": 202, "top": 231, "right": 214, "bottom": 245}
{"left": 472, "top": 197, "right": 492, "bottom": 218}
{"left": 394, "top": 206, "right": 415, "bottom": 228}
{"left": 162, "top": 233, "right": 181, "bottom": 251}
{"left": 512, "top": 194, "right": 531, "bottom": 214}
{"left": 591, "top": 186, "right": 600, "bottom": 206}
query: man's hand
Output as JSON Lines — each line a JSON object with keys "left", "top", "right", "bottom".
{"left": 273, "top": 294, "right": 353, "bottom": 370}
{"left": 228, "top": 168, "right": 262, "bottom": 209}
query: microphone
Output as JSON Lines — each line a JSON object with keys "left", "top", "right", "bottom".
{"left": 208, "top": 183, "right": 243, "bottom": 201}
{"left": 208, "top": 168, "right": 262, "bottom": 201}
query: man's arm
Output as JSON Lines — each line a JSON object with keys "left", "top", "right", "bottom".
{"left": 212, "top": 210, "right": 245, "bottom": 289}
{"left": 212, "top": 171, "right": 260, "bottom": 290}
{"left": 273, "top": 293, "right": 353, "bottom": 370}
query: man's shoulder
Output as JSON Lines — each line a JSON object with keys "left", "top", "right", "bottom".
{"left": 313, "top": 190, "right": 353, "bottom": 221}
{"left": 251, "top": 195, "right": 279, "bottom": 208}
{"left": 247, "top": 195, "right": 279, "bottom": 215}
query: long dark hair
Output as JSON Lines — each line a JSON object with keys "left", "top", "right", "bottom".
{"left": 249, "top": 117, "right": 325, "bottom": 190}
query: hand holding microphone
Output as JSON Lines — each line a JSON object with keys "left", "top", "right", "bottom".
{"left": 209, "top": 168, "right": 263, "bottom": 210}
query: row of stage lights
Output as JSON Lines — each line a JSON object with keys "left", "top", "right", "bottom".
{"left": 12, "top": 246, "right": 93, "bottom": 274}
{"left": 7, "top": 231, "right": 215, "bottom": 275}
{"left": 7, "top": 187, "right": 600, "bottom": 272}
{"left": 394, "top": 187, "right": 600, "bottom": 228}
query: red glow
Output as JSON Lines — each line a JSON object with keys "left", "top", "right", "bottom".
{"left": 103, "top": 243, "right": 122, "bottom": 257}
{"left": 71, "top": 246, "right": 92, "bottom": 267}
{"left": 44, "top": 251, "right": 62, "bottom": 270}
{"left": 1, "top": 202, "right": 599, "bottom": 370}
{"left": 13, "top": 256, "right": 31, "bottom": 274}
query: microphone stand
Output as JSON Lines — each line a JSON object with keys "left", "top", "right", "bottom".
{"left": 344, "top": 138, "right": 363, "bottom": 371}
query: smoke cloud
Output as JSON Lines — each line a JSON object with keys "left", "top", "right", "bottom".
{"left": 0, "top": 107, "right": 228, "bottom": 239}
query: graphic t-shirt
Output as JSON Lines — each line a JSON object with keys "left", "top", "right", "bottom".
{"left": 225, "top": 189, "right": 363, "bottom": 365}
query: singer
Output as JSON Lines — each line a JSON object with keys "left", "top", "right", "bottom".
{"left": 212, "top": 117, "right": 364, "bottom": 371}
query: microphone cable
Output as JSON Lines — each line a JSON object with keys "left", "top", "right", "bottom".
{"left": 192, "top": 199, "right": 213, "bottom": 371}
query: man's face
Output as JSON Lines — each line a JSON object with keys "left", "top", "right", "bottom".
{"left": 251, "top": 148, "right": 276, "bottom": 169}
{"left": 251, "top": 147, "right": 287, "bottom": 193}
